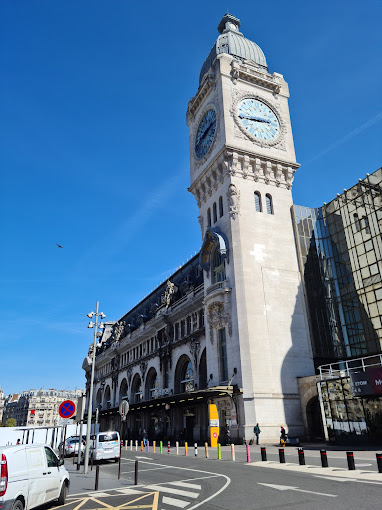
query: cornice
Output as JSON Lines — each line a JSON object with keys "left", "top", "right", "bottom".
{"left": 188, "top": 147, "right": 299, "bottom": 207}
{"left": 231, "top": 60, "right": 282, "bottom": 94}
{"left": 187, "top": 71, "right": 216, "bottom": 123}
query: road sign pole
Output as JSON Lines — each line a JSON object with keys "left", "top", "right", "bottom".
{"left": 61, "top": 425, "right": 67, "bottom": 463}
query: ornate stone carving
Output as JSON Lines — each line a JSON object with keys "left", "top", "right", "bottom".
{"left": 140, "top": 361, "right": 148, "bottom": 380}
{"left": 242, "top": 155, "right": 249, "bottom": 179}
{"left": 161, "top": 280, "right": 177, "bottom": 308}
{"left": 189, "top": 337, "right": 201, "bottom": 365}
{"left": 88, "top": 343, "right": 94, "bottom": 357}
{"left": 198, "top": 215, "right": 204, "bottom": 237}
{"left": 207, "top": 302, "right": 231, "bottom": 344}
{"left": 112, "top": 320, "right": 125, "bottom": 342}
{"left": 227, "top": 184, "right": 240, "bottom": 219}
{"left": 126, "top": 366, "right": 132, "bottom": 383}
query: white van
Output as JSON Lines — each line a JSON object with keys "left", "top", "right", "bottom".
{"left": 89, "top": 431, "right": 120, "bottom": 463}
{"left": 0, "top": 444, "right": 69, "bottom": 510}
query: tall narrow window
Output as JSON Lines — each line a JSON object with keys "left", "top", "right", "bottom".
{"left": 354, "top": 214, "right": 360, "bottom": 232}
{"left": 219, "top": 196, "right": 223, "bottom": 217}
{"left": 265, "top": 194, "right": 273, "bottom": 215}
{"left": 213, "top": 202, "right": 217, "bottom": 223}
{"left": 212, "top": 246, "right": 226, "bottom": 283}
{"left": 254, "top": 192, "right": 262, "bottom": 212}
{"left": 207, "top": 208, "right": 211, "bottom": 227}
{"left": 361, "top": 216, "right": 370, "bottom": 234}
{"left": 219, "top": 328, "right": 228, "bottom": 382}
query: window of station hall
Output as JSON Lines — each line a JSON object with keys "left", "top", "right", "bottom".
{"left": 211, "top": 245, "right": 226, "bottom": 283}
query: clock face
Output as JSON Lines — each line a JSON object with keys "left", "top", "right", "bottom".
{"left": 195, "top": 109, "right": 216, "bottom": 159}
{"left": 237, "top": 99, "right": 280, "bottom": 142}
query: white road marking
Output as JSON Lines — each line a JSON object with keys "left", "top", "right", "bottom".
{"left": 314, "top": 475, "right": 382, "bottom": 485}
{"left": 162, "top": 496, "right": 190, "bottom": 508}
{"left": 168, "top": 482, "right": 202, "bottom": 490}
{"left": 258, "top": 483, "right": 337, "bottom": 498}
{"left": 114, "top": 488, "right": 146, "bottom": 495}
{"left": 136, "top": 456, "right": 153, "bottom": 460}
{"left": 145, "top": 485, "right": 199, "bottom": 499}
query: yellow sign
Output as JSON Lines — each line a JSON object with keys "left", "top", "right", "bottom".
{"left": 209, "top": 403, "right": 219, "bottom": 448}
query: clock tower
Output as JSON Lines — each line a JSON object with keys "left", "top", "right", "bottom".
{"left": 187, "top": 14, "right": 314, "bottom": 441}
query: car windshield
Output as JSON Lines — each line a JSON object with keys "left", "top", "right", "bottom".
{"left": 99, "top": 433, "right": 118, "bottom": 442}
{"left": 70, "top": 439, "right": 80, "bottom": 443}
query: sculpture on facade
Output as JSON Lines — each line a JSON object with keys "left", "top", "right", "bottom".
{"left": 161, "top": 280, "right": 177, "bottom": 308}
{"left": 227, "top": 184, "right": 240, "bottom": 219}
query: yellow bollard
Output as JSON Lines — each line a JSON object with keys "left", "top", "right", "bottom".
{"left": 185, "top": 442, "right": 188, "bottom": 456}
{"left": 153, "top": 440, "right": 156, "bottom": 453}
{"left": 141, "top": 441, "right": 143, "bottom": 452}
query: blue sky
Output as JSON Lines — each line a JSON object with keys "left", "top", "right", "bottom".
{"left": 1, "top": 0, "right": 381, "bottom": 395}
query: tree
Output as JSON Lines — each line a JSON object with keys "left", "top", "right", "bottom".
{"left": 5, "top": 418, "right": 16, "bottom": 427}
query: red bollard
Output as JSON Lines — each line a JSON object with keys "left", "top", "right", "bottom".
{"left": 167, "top": 441, "right": 170, "bottom": 454}
{"left": 376, "top": 453, "right": 382, "bottom": 473}
{"left": 246, "top": 444, "right": 251, "bottom": 462}
{"left": 347, "top": 451, "right": 355, "bottom": 470}
{"left": 261, "top": 447, "right": 267, "bottom": 461}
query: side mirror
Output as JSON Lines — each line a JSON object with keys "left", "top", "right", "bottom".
{"left": 59, "top": 458, "right": 64, "bottom": 466}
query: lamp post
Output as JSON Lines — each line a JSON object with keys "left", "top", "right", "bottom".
{"left": 83, "top": 301, "right": 105, "bottom": 474}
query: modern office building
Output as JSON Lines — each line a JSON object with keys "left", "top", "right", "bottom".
{"left": 83, "top": 13, "right": 315, "bottom": 444}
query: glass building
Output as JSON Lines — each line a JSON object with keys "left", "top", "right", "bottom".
{"left": 294, "top": 168, "right": 382, "bottom": 442}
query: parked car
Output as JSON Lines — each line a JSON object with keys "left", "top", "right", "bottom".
{"left": 85, "top": 431, "right": 120, "bottom": 463}
{"left": 0, "top": 444, "right": 70, "bottom": 510}
{"left": 64, "top": 438, "right": 85, "bottom": 457}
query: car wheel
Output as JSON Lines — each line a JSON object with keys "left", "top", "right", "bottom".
{"left": 12, "top": 500, "right": 24, "bottom": 510}
{"left": 57, "top": 483, "right": 68, "bottom": 506}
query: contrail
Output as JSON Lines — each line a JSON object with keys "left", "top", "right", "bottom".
{"left": 306, "top": 111, "right": 382, "bottom": 164}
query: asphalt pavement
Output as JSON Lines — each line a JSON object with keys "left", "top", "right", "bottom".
{"left": 59, "top": 443, "right": 382, "bottom": 510}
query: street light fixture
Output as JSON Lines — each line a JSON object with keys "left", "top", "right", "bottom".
{"left": 83, "top": 301, "right": 106, "bottom": 474}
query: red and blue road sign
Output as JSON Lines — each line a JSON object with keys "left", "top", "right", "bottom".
{"left": 58, "top": 400, "right": 76, "bottom": 419}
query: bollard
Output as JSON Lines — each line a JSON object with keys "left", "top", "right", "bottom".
{"left": 135, "top": 440, "right": 138, "bottom": 451}
{"left": 153, "top": 441, "right": 156, "bottom": 453}
{"left": 176, "top": 441, "right": 179, "bottom": 455}
{"left": 218, "top": 443, "right": 221, "bottom": 460}
{"left": 231, "top": 443, "right": 235, "bottom": 462}
{"left": 160, "top": 441, "right": 163, "bottom": 453}
{"left": 347, "top": 451, "right": 355, "bottom": 470}
{"left": 125, "top": 441, "right": 127, "bottom": 451}
{"left": 376, "top": 453, "right": 382, "bottom": 474}
{"left": 246, "top": 444, "right": 251, "bottom": 463}
{"left": 298, "top": 448, "right": 305, "bottom": 466}
{"left": 185, "top": 442, "right": 188, "bottom": 456}
{"left": 261, "top": 447, "right": 267, "bottom": 461}
{"left": 279, "top": 448, "right": 285, "bottom": 464}
{"left": 130, "top": 440, "right": 133, "bottom": 451}
{"left": 205, "top": 442, "right": 209, "bottom": 459}
{"left": 194, "top": 443, "right": 198, "bottom": 457}
{"left": 320, "top": 449, "right": 328, "bottom": 468}
{"left": 168, "top": 441, "right": 171, "bottom": 454}
{"left": 146, "top": 441, "right": 149, "bottom": 453}
{"left": 134, "top": 460, "right": 138, "bottom": 485}
{"left": 141, "top": 441, "right": 143, "bottom": 452}
{"left": 94, "top": 464, "right": 100, "bottom": 491}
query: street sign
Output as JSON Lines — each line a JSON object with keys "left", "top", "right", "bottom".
{"left": 58, "top": 400, "right": 76, "bottom": 419}
{"left": 119, "top": 400, "right": 129, "bottom": 421}
{"left": 59, "top": 418, "right": 73, "bottom": 426}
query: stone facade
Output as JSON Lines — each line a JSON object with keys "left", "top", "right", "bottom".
{"left": 1, "top": 389, "right": 83, "bottom": 427}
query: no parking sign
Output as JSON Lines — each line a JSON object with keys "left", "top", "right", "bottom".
{"left": 58, "top": 400, "right": 76, "bottom": 419}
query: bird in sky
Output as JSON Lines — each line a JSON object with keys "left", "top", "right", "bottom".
{"left": 56, "top": 243, "right": 63, "bottom": 248}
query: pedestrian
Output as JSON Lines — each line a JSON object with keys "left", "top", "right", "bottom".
{"left": 142, "top": 429, "right": 148, "bottom": 447}
{"left": 16, "top": 439, "right": 21, "bottom": 445}
{"left": 253, "top": 423, "right": 261, "bottom": 445}
{"left": 280, "top": 426, "right": 286, "bottom": 441}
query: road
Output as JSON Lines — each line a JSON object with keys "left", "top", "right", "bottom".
{"left": 64, "top": 444, "right": 382, "bottom": 509}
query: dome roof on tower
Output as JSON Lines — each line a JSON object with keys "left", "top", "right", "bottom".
{"left": 199, "top": 13, "right": 268, "bottom": 85}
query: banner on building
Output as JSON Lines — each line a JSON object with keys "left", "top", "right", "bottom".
{"left": 350, "top": 367, "right": 382, "bottom": 396}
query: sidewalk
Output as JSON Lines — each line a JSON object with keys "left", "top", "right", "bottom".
{"left": 64, "top": 460, "right": 131, "bottom": 495}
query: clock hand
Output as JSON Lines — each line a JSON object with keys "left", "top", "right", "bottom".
{"left": 196, "top": 123, "right": 215, "bottom": 146}
{"left": 239, "top": 114, "right": 271, "bottom": 124}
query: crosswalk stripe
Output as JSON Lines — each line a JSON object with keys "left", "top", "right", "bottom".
{"left": 145, "top": 485, "right": 198, "bottom": 499}
{"left": 114, "top": 488, "right": 146, "bottom": 495}
{"left": 162, "top": 496, "right": 190, "bottom": 508}
{"left": 168, "top": 482, "right": 201, "bottom": 490}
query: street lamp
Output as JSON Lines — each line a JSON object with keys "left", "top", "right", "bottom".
{"left": 83, "top": 301, "right": 105, "bottom": 474}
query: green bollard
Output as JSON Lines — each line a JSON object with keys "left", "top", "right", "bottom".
{"left": 160, "top": 441, "right": 163, "bottom": 453}
{"left": 218, "top": 443, "right": 221, "bottom": 460}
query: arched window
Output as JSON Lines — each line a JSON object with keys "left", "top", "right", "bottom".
{"left": 103, "top": 385, "right": 111, "bottom": 409}
{"left": 146, "top": 369, "right": 159, "bottom": 400}
{"left": 219, "top": 328, "right": 228, "bottom": 382}
{"left": 207, "top": 208, "right": 211, "bottom": 227}
{"left": 265, "top": 194, "right": 273, "bottom": 215}
{"left": 132, "top": 375, "right": 142, "bottom": 403}
{"left": 361, "top": 216, "right": 370, "bottom": 234}
{"left": 119, "top": 379, "right": 128, "bottom": 403}
{"left": 219, "top": 196, "right": 223, "bottom": 217}
{"left": 181, "top": 361, "right": 194, "bottom": 393}
{"left": 254, "top": 192, "right": 262, "bottom": 212}
{"left": 213, "top": 202, "right": 217, "bottom": 223}
{"left": 211, "top": 246, "right": 226, "bottom": 283}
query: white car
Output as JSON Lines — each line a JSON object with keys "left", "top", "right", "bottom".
{"left": 0, "top": 444, "right": 69, "bottom": 510}
{"left": 88, "top": 431, "right": 120, "bottom": 463}
{"left": 64, "top": 438, "right": 85, "bottom": 457}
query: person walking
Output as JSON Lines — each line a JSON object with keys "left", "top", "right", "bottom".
{"left": 142, "top": 429, "right": 148, "bottom": 447}
{"left": 253, "top": 423, "right": 261, "bottom": 445}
